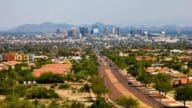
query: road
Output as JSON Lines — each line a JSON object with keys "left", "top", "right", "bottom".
{"left": 97, "top": 55, "right": 166, "bottom": 108}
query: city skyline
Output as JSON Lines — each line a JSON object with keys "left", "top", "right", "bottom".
{"left": 0, "top": 0, "right": 192, "bottom": 28}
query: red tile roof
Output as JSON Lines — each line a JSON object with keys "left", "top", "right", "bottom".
{"left": 32, "top": 64, "right": 72, "bottom": 77}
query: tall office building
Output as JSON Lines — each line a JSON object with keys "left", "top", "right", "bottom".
{"left": 115, "top": 27, "right": 121, "bottom": 36}
{"left": 91, "top": 25, "right": 99, "bottom": 36}
{"left": 56, "top": 29, "right": 61, "bottom": 34}
{"left": 130, "top": 29, "right": 136, "bottom": 37}
{"left": 79, "top": 26, "right": 89, "bottom": 37}
{"left": 67, "top": 27, "right": 77, "bottom": 37}
{"left": 112, "top": 26, "right": 116, "bottom": 35}
{"left": 130, "top": 28, "right": 143, "bottom": 37}
{"left": 144, "top": 31, "right": 148, "bottom": 37}
{"left": 161, "top": 31, "right": 166, "bottom": 37}
{"left": 112, "top": 26, "right": 121, "bottom": 36}
{"left": 103, "top": 27, "right": 109, "bottom": 36}
{"left": 136, "top": 29, "right": 143, "bottom": 35}
{"left": 71, "top": 27, "right": 78, "bottom": 37}
{"left": 63, "top": 30, "right": 68, "bottom": 37}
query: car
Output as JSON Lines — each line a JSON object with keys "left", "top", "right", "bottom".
{"left": 127, "top": 81, "right": 132, "bottom": 85}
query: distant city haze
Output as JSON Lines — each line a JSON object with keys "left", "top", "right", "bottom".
{"left": 0, "top": 0, "right": 192, "bottom": 28}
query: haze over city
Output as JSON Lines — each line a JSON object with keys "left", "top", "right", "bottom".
{"left": 0, "top": 0, "right": 192, "bottom": 28}
{"left": 1, "top": 0, "right": 192, "bottom": 108}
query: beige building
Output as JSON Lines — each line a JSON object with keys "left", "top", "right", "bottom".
{"left": 16, "top": 53, "right": 29, "bottom": 61}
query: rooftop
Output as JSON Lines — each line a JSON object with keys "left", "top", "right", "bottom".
{"left": 32, "top": 63, "right": 72, "bottom": 77}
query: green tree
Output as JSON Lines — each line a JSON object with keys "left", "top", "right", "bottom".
{"left": 70, "top": 100, "right": 85, "bottom": 108}
{"left": 72, "top": 56, "right": 98, "bottom": 77}
{"left": 90, "top": 76, "right": 109, "bottom": 96}
{"left": 0, "top": 96, "right": 35, "bottom": 108}
{"left": 187, "top": 60, "right": 192, "bottom": 83}
{"left": 188, "top": 60, "right": 192, "bottom": 68}
{"left": 22, "top": 73, "right": 36, "bottom": 82}
{"left": 58, "top": 83, "right": 70, "bottom": 89}
{"left": 26, "top": 86, "right": 59, "bottom": 99}
{"left": 48, "top": 100, "right": 61, "bottom": 108}
{"left": 175, "top": 83, "right": 192, "bottom": 107}
{"left": 115, "top": 96, "right": 139, "bottom": 108}
{"left": 127, "top": 64, "right": 139, "bottom": 77}
{"left": 64, "top": 73, "right": 76, "bottom": 81}
{"left": 0, "top": 77, "right": 17, "bottom": 96}
{"left": 37, "top": 72, "right": 64, "bottom": 83}
{"left": 14, "top": 84, "right": 28, "bottom": 97}
{"left": 136, "top": 70, "right": 151, "bottom": 86}
{"left": 34, "top": 59, "right": 52, "bottom": 69}
{"left": 76, "top": 70, "right": 89, "bottom": 80}
{"left": 91, "top": 97, "right": 113, "bottom": 108}
{"left": 154, "top": 73, "right": 172, "bottom": 97}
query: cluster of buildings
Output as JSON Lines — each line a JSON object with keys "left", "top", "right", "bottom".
{"left": 41, "top": 25, "right": 122, "bottom": 38}
{"left": 1, "top": 26, "right": 192, "bottom": 46}
{"left": 43, "top": 25, "right": 100, "bottom": 38}
{"left": 0, "top": 53, "right": 48, "bottom": 62}
{"left": 145, "top": 65, "right": 188, "bottom": 85}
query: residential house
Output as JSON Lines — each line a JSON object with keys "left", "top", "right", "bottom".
{"left": 3, "top": 53, "right": 16, "bottom": 61}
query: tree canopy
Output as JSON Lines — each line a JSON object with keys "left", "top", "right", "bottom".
{"left": 175, "top": 83, "right": 192, "bottom": 107}
{"left": 154, "top": 73, "right": 172, "bottom": 96}
{"left": 115, "top": 96, "right": 139, "bottom": 108}
{"left": 91, "top": 97, "right": 113, "bottom": 108}
{"left": 90, "top": 76, "right": 109, "bottom": 96}
{"left": 37, "top": 72, "right": 64, "bottom": 83}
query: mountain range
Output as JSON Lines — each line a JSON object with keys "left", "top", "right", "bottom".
{"left": 1, "top": 22, "right": 192, "bottom": 35}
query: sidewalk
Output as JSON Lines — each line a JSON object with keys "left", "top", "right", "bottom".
{"left": 123, "top": 72, "right": 184, "bottom": 107}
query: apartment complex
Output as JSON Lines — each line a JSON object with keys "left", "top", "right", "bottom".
{"left": 0, "top": 53, "right": 48, "bottom": 62}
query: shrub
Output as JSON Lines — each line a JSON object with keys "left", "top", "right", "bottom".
{"left": 37, "top": 72, "right": 64, "bottom": 83}
{"left": 79, "top": 84, "right": 90, "bottom": 93}
{"left": 0, "top": 96, "right": 35, "bottom": 108}
{"left": 70, "top": 100, "right": 84, "bottom": 108}
{"left": 26, "top": 86, "right": 59, "bottom": 99}
{"left": 91, "top": 97, "right": 113, "bottom": 108}
{"left": 58, "top": 84, "right": 70, "bottom": 89}
{"left": 115, "top": 96, "right": 139, "bottom": 108}
{"left": 90, "top": 76, "right": 109, "bottom": 96}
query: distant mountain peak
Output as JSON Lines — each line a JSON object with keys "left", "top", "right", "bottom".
{"left": 1, "top": 22, "right": 192, "bottom": 35}
{"left": 7, "top": 22, "right": 72, "bottom": 33}
{"left": 40, "top": 22, "right": 54, "bottom": 25}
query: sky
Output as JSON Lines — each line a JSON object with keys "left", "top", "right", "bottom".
{"left": 0, "top": 0, "right": 192, "bottom": 28}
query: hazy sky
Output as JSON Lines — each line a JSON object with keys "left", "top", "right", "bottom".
{"left": 0, "top": 0, "right": 192, "bottom": 28}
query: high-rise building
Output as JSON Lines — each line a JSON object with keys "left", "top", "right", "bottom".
{"left": 79, "top": 26, "right": 89, "bottom": 37}
{"left": 130, "top": 29, "right": 136, "bottom": 37}
{"left": 63, "top": 30, "right": 68, "bottom": 37}
{"left": 103, "top": 27, "right": 109, "bottom": 36}
{"left": 112, "top": 26, "right": 121, "bottom": 36}
{"left": 71, "top": 27, "right": 78, "bottom": 37}
{"left": 144, "top": 31, "right": 148, "bottom": 37}
{"left": 112, "top": 26, "right": 116, "bottom": 35}
{"left": 115, "top": 27, "right": 121, "bottom": 36}
{"left": 130, "top": 28, "right": 143, "bottom": 37}
{"left": 67, "top": 30, "right": 73, "bottom": 37}
{"left": 161, "top": 31, "right": 166, "bottom": 37}
{"left": 56, "top": 29, "right": 61, "bottom": 34}
{"left": 91, "top": 25, "right": 100, "bottom": 36}
{"left": 136, "top": 29, "right": 143, "bottom": 35}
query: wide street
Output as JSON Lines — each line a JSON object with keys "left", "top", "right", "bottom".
{"left": 97, "top": 55, "right": 169, "bottom": 108}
